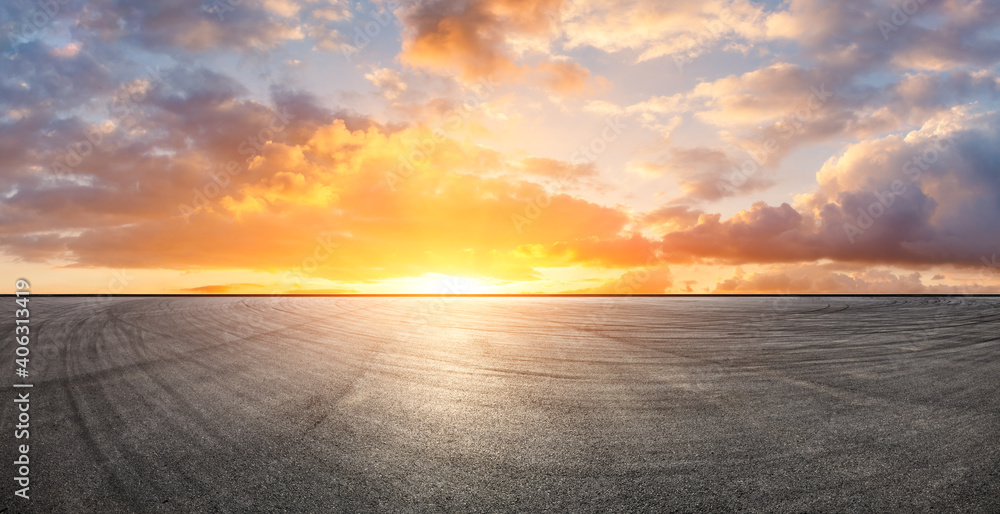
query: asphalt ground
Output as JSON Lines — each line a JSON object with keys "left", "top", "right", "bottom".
{"left": 1, "top": 296, "right": 998, "bottom": 512}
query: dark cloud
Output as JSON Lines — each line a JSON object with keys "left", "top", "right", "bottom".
{"left": 641, "top": 204, "right": 703, "bottom": 231}
{"left": 74, "top": 0, "right": 303, "bottom": 53}
{"left": 0, "top": 62, "right": 331, "bottom": 239}
{"left": 659, "top": 112, "right": 1000, "bottom": 269}
{"left": 398, "top": 0, "right": 602, "bottom": 93}
{"left": 0, "top": 39, "right": 116, "bottom": 113}
{"left": 713, "top": 266, "right": 998, "bottom": 294}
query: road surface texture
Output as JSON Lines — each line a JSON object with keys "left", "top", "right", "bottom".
{"left": 2, "top": 296, "right": 999, "bottom": 512}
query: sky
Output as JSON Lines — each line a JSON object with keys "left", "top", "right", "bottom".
{"left": 2, "top": 0, "right": 1000, "bottom": 294}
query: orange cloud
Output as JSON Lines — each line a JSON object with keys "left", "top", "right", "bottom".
{"left": 536, "top": 60, "right": 605, "bottom": 95}
{"left": 179, "top": 283, "right": 266, "bottom": 293}
{"left": 398, "top": 0, "right": 603, "bottom": 94}
{"left": 3, "top": 106, "right": 644, "bottom": 285}
{"left": 564, "top": 267, "right": 673, "bottom": 294}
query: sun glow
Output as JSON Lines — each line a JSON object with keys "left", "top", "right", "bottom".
{"left": 393, "top": 274, "right": 500, "bottom": 294}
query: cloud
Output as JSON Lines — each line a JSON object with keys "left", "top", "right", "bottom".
{"left": 766, "top": 0, "right": 1000, "bottom": 73}
{"left": 563, "top": 266, "right": 673, "bottom": 294}
{"left": 179, "top": 283, "right": 265, "bottom": 293}
{"left": 510, "top": 157, "right": 598, "bottom": 189}
{"left": 396, "top": 0, "right": 770, "bottom": 82}
{"left": 178, "top": 282, "right": 360, "bottom": 294}
{"left": 523, "top": 232, "right": 659, "bottom": 269}
{"left": 5, "top": 70, "right": 998, "bottom": 286}
{"left": 397, "top": 0, "right": 608, "bottom": 94}
{"left": 634, "top": 146, "right": 776, "bottom": 201}
{"left": 587, "top": 94, "right": 685, "bottom": 140}
{"left": 74, "top": 0, "right": 305, "bottom": 53}
{"left": 365, "top": 67, "right": 408, "bottom": 100}
{"left": 0, "top": 69, "right": 648, "bottom": 282}
{"left": 657, "top": 109, "right": 1000, "bottom": 269}
{"left": 5, "top": 0, "right": 1000, "bottom": 294}
{"left": 712, "top": 265, "right": 1000, "bottom": 294}
{"left": 640, "top": 205, "right": 704, "bottom": 232}
{"left": 561, "top": 0, "right": 767, "bottom": 63}
{"left": 648, "top": 0, "right": 1000, "bottom": 167}
{"left": 685, "top": 63, "right": 1000, "bottom": 165}
{"left": 0, "top": 40, "right": 118, "bottom": 115}
{"left": 398, "top": 0, "right": 551, "bottom": 80}
{"left": 536, "top": 59, "right": 604, "bottom": 95}
{"left": 283, "top": 287, "right": 360, "bottom": 294}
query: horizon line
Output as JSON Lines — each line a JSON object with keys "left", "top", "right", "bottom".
{"left": 7, "top": 293, "right": 1000, "bottom": 298}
